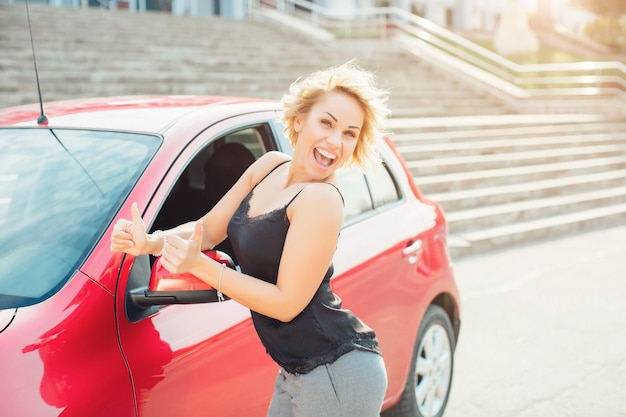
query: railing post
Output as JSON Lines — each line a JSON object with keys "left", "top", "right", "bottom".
{"left": 248, "top": 0, "right": 260, "bottom": 16}
{"left": 126, "top": 0, "right": 146, "bottom": 12}
{"left": 379, "top": 13, "right": 387, "bottom": 38}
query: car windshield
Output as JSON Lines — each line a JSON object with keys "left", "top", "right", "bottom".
{"left": 0, "top": 128, "right": 161, "bottom": 309}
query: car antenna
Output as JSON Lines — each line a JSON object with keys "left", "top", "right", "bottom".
{"left": 25, "top": 0, "right": 48, "bottom": 126}
{"left": 47, "top": 129, "right": 106, "bottom": 197}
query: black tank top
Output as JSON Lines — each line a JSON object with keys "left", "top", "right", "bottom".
{"left": 227, "top": 160, "right": 381, "bottom": 375}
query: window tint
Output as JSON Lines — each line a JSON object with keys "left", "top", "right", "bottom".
{"left": 336, "top": 168, "right": 372, "bottom": 223}
{"left": 0, "top": 128, "right": 160, "bottom": 309}
{"left": 365, "top": 161, "right": 401, "bottom": 208}
{"left": 223, "top": 128, "right": 265, "bottom": 159}
{"left": 336, "top": 158, "right": 402, "bottom": 224}
{"left": 181, "top": 128, "right": 265, "bottom": 193}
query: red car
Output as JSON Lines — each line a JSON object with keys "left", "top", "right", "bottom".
{"left": 0, "top": 96, "right": 460, "bottom": 417}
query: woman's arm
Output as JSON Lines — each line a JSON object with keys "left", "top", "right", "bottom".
{"left": 162, "top": 182, "right": 344, "bottom": 322}
{"left": 111, "top": 151, "right": 290, "bottom": 257}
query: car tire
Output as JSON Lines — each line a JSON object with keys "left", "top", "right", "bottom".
{"left": 383, "top": 304, "right": 456, "bottom": 417}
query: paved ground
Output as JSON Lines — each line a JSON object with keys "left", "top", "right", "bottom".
{"left": 445, "top": 225, "right": 626, "bottom": 417}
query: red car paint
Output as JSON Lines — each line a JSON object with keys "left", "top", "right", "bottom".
{"left": 0, "top": 96, "right": 460, "bottom": 417}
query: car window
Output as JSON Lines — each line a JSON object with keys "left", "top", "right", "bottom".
{"left": 182, "top": 128, "right": 266, "bottom": 193}
{"left": 0, "top": 128, "right": 161, "bottom": 309}
{"left": 336, "top": 157, "right": 402, "bottom": 225}
{"left": 152, "top": 125, "right": 267, "bottom": 260}
{"left": 336, "top": 168, "right": 373, "bottom": 222}
{"left": 223, "top": 127, "right": 266, "bottom": 159}
{"left": 365, "top": 160, "right": 402, "bottom": 208}
{"left": 271, "top": 121, "right": 294, "bottom": 156}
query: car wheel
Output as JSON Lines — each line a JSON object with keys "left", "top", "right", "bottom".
{"left": 383, "top": 304, "right": 455, "bottom": 417}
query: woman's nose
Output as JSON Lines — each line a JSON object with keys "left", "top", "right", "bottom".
{"left": 327, "top": 129, "right": 341, "bottom": 146}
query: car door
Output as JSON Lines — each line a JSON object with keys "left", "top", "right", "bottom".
{"left": 332, "top": 145, "right": 438, "bottom": 399}
{"left": 115, "top": 112, "right": 283, "bottom": 417}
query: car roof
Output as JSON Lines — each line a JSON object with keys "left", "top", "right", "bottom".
{"left": 0, "top": 95, "right": 280, "bottom": 133}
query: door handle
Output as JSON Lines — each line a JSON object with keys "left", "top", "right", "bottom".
{"left": 402, "top": 240, "right": 422, "bottom": 264}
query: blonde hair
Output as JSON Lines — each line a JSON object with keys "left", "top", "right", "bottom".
{"left": 280, "top": 60, "right": 391, "bottom": 168}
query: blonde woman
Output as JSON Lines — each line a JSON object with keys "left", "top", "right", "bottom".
{"left": 111, "top": 61, "right": 391, "bottom": 416}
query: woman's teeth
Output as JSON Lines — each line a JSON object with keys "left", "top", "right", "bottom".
{"left": 314, "top": 148, "right": 336, "bottom": 167}
{"left": 316, "top": 148, "right": 336, "bottom": 160}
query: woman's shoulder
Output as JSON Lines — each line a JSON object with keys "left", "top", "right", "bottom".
{"left": 254, "top": 151, "right": 291, "bottom": 171}
{"left": 290, "top": 181, "right": 344, "bottom": 224}
{"left": 299, "top": 182, "right": 343, "bottom": 205}
{"left": 249, "top": 151, "right": 291, "bottom": 182}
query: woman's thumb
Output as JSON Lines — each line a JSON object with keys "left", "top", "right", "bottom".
{"left": 192, "top": 221, "right": 204, "bottom": 243}
{"left": 130, "top": 202, "right": 142, "bottom": 223}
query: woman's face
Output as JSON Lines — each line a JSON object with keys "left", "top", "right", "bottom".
{"left": 293, "top": 90, "right": 364, "bottom": 180}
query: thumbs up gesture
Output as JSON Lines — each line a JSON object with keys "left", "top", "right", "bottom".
{"left": 110, "top": 202, "right": 149, "bottom": 256}
{"left": 159, "top": 220, "right": 204, "bottom": 275}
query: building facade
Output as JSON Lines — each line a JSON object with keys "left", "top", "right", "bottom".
{"left": 1, "top": 0, "right": 595, "bottom": 35}
{"left": 1, "top": 0, "right": 248, "bottom": 19}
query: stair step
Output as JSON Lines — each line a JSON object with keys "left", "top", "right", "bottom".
{"left": 391, "top": 121, "right": 626, "bottom": 144}
{"left": 447, "top": 185, "right": 626, "bottom": 231}
{"left": 429, "top": 168, "right": 626, "bottom": 211}
{"left": 386, "top": 114, "right": 611, "bottom": 132}
{"left": 407, "top": 144, "right": 626, "bottom": 175}
{"left": 395, "top": 131, "right": 626, "bottom": 154}
{"left": 449, "top": 202, "right": 626, "bottom": 258}
{"left": 415, "top": 155, "right": 626, "bottom": 192}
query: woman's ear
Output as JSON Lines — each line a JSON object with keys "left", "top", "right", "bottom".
{"left": 294, "top": 116, "right": 302, "bottom": 133}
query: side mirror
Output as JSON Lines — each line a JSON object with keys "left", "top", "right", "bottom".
{"left": 130, "top": 250, "right": 235, "bottom": 308}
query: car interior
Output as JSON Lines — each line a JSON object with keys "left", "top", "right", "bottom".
{"left": 151, "top": 126, "right": 268, "bottom": 263}
{"left": 151, "top": 125, "right": 403, "bottom": 266}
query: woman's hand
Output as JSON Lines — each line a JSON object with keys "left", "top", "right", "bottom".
{"left": 160, "top": 221, "right": 204, "bottom": 275}
{"left": 110, "top": 202, "right": 150, "bottom": 256}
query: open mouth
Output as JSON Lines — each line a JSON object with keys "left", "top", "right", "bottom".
{"left": 314, "top": 147, "right": 337, "bottom": 167}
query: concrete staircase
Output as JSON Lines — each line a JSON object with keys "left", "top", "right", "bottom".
{"left": 0, "top": 3, "right": 506, "bottom": 117}
{"left": 388, "top": 115, "right": 626, "bottom": 258}
{"left": 1, "top": 3, "right": 624, "bottom": 259}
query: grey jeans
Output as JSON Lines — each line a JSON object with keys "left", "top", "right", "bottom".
{"left": 267, "top": 349, "right": 387, "bottom": 417}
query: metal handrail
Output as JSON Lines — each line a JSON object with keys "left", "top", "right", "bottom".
{"left": 255, "top": 1, "right": 626, "bottom": 101}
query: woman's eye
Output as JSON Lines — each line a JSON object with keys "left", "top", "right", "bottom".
{"left": 345, "top": 131, "right": 356, "bottom": 138}
{"left": 321, "top": 119, "right": 332, "bottom": 127}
